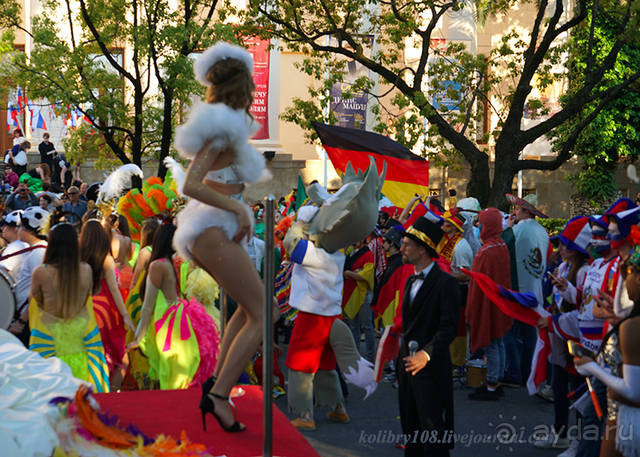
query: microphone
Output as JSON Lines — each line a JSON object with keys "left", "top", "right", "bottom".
{"left": 408, "top": 340, "right": 418, "bottom": 357}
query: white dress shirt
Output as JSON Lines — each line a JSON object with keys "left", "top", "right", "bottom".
{"left": 409, "top": 261, "right": 435, "bottom": 302}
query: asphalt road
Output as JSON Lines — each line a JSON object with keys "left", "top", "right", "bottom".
{"left": 274, "top": 363, "right": 569, "bottom": 457}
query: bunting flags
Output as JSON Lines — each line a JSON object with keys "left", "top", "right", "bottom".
{"left": 17, "top": 88, "right": 27, "bottom": 115}
{"left": 312, "top": 122, "right": 429, "bottom": 208}
{"left": 36, "top": 109, "right": 47, "bottom": 130}
{"left": 7, "top": 101, "right": 19, "bottom": 132}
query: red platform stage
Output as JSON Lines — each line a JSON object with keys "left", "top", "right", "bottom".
{"left": 94, "top": 386, "right": 320, "bottom": 457}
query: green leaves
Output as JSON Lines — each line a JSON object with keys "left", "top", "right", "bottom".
{"left": 551, "top": 1, "right": 640, "bottom": 202}
{"left": 0, "top": 0, "right": 236, "bottom": 173}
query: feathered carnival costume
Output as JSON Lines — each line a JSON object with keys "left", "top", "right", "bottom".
{"left": 284, "top": 158, "right": 385, "bottom": 422}
{"left": 172, "top": 42, "right": 271, "bottom": 261}
{"left": 91, "top": 163, "right": 221, "bottom": 391}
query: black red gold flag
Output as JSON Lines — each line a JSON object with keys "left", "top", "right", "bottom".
{"left": 312, "top": 122, "right": 429, "bottom": 207}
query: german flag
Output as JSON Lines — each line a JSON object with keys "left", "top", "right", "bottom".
{"left": 372, "top": 253, "right": 413, "bottom": 327}
{"left": 342, "top": 247, "right": 375, "bottom": 320}
{"left": 313, "top": 122, "right": 429, "bottom": 208}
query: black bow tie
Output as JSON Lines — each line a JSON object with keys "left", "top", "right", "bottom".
{"left": 409, "top": 273, "right": 425, "bottom": 282}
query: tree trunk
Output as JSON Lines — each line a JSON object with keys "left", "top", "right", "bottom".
{"left": 488, "top": 147, "right": 517, "bottom": 211}
{"left": 465, "top": 155, "right": 491, "bottom": 207}
{"left": 156, "top": 87, "right": 175, "bottom": 179}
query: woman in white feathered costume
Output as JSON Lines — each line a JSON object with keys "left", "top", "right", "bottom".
{"left": 172, "top": 42, "right": 271, "bottom": 433}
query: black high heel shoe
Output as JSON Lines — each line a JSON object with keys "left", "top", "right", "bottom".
{"left": 199, "top": 392, "right": 246, "bottom": 432}
{"left": 201, "top": 375, "right": 216, "bottom": 396}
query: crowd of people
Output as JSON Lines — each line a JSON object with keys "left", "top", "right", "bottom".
{"left": 366, "top": 191, "right": 640, "bottom": 457}
{"left": 2, "top": 39, "right": 640, "bottom": 457}
{"left": 2, "top": 128, "right": 88, "bottom": 222}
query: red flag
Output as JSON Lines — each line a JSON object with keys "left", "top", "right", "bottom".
{"left": 463, "top": 268, "right": 551, "bottom": 395}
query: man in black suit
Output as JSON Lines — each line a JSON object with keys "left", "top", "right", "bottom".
{"left": 398, "top": 216, "right": 461, "bottom": 457}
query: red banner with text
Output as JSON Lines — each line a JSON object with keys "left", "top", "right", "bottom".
{"left": 246, "top": 37, "right": 270, "bottom": 140}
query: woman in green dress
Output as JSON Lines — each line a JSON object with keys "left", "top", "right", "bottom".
{"left": 28, "top": 223, "right": 110, "bottom": 393}
{"left": 128, "top": 221, "right": 219, "bottom": 390}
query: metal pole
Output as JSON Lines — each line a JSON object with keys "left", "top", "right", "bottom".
{"left": 324, "top": 151, "right": 328, "bottom": 188}
{"left": 219, "top": 292, "right": 228, "bottom": 337}
{"left": 262, "top": 195, "right": 275, "bottom": 457}
{"left": 517, "top": 170, "right": 523, "bottom": 198}
{"left": 323, "top": 35, "right": 330, "bottom": 188}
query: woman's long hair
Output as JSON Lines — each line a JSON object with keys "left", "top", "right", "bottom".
{"left": 567, "top": 251, "right": 589, "bottom": 286}
{"left": 39, "top": 163, "right": 51, "bottom": 179}
{"left": 79, "top": 220, "right": 111, "bottom": 294}
{"left": 140, "top": 221, "right": 177, "bottom": 299}
{"left": 140, "top": 218, "right": 159, "bottom": 249}
{"left": 44, "top": 223, "right": 82, "bottom": 318}
{"left": 205, "top": 57, "right": 255, "bottom": 114}
{"left": 118, "top": 214, "right": 131, "bottom": 238}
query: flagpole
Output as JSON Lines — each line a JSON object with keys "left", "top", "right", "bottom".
{"left": 24, "top": 0, "right": 32, "bottom": 139}
{"left": 323, "top": 35, "right": 330, "bottom": 188}
{"left": 262, "top": 195, "right": 275, "bottom": 457}
{"left": 323, "top": 152, "right": 328, "bottom": 188}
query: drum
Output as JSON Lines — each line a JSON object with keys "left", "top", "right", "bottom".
{"left": 0, "top": 265, "right": 17, "bottom": 329}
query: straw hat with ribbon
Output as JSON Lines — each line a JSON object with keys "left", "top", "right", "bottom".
{"left": 505, "top": 193, "right": 548, "bottom": 219}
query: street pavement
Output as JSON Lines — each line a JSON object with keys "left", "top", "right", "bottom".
{"left": 274, "top": 370, "right": 571, "bottom": 457}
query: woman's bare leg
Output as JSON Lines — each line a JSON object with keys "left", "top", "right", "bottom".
{"left": 192, "top": 227, "right": 264, "bottom": 429}
{"left": 213, "top": 308, "right": 246, "bottom": 378}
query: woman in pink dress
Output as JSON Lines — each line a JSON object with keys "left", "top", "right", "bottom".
{"left": 79, "top": 219, "right": 135, "bottom": 389}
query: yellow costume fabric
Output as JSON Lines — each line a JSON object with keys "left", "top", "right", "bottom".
{"left": 29, "top": 297, "right": 110, "bottom": 393}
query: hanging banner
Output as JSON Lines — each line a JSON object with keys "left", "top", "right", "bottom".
{"left": 330, "top": 83, "right": 368, "bottom": 130}
{"left": 246, "top": 37, "right": 270, "bottom": 140}
{"left": 329, "top": 35, "right": 373, "bottom": 130}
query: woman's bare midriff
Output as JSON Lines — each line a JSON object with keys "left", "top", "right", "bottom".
{"left": 203, "top": 179, "right": 244, "bottom": 196}
{"left": 202, "top": 149, "right": 244, "bottom": 195}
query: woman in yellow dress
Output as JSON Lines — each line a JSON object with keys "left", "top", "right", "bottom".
{"left": 28, "top": 223, "right": 109, "bottom": 393}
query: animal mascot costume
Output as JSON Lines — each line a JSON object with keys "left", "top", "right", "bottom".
{"left": 284, "top": 159, "right": 385, "bottom": 430}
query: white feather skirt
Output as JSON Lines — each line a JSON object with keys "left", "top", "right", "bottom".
{"left": 617, "top": 404, "right": 640, "bottom": 457}
{"left": 173, "top": 198, "right": 253, "bottom": 262}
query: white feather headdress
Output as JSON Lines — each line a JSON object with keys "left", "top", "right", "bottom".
{"left": 194, "top": 42, "right": 254, "bottom": 87}
{"left": 99, "top": 164, "right": 144, "bottom": 201}
{"left": 163, "top": 156, "right": 186, "bottom": 196}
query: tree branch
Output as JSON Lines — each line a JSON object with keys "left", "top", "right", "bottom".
{"left": 520, "top": 40, "right": 633, "bottom": 145}
{"left": 254, "top": 0, "right": 485, "bottom": 165}
{"left": 515, "top": 73, "right": 640, "bottom": 171}
{"left": 77, "top": 0, "right": 137, "bottom": 84}
{"left": 412, "top": 2, "right": 453, "bottom": 91}
{"left": 63, "top": 0, "right": 77, "bottom": 49}
{"left": 459, "top": 71, "right": 483, "bottom": 136}
{"left": 522, "top": 0, "right": 549, "bottom": 64}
